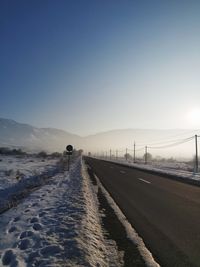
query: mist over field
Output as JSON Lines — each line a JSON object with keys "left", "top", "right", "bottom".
{"left": 0, "top": 118, "right": 198, "bottom": 160}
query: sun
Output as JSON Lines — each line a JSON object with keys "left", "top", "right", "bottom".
{"left": 186, "top": 108, "right": 200, "bottom": 127}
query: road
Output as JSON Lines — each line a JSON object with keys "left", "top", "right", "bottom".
{"left": 85, "top": 157, "right": 200, "bottom": 267}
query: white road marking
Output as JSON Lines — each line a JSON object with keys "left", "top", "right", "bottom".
{"left": 120, "top": 170, "right": 126, "bottom": 174}
{"left": 138, "top": 178, "right": 151, "bottom": 184}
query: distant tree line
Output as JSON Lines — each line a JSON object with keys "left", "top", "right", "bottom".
{"left": 0, "top": 147, "right": 84, "bottom": 159}
{"left": 0, "top": 147, "right": 27, "bottom": 155}
{"left": 123, "top": 152, "right": 180, "bottom": 163}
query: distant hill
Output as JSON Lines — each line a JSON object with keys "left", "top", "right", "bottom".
{"left": 0, "top": 118, "right": 197, "bottom": 158}
{"left": 0, "top": 118, "right": 82, "bottom": 152}
{"left": 83, "top": 128, "right": 196, "bottom": 158}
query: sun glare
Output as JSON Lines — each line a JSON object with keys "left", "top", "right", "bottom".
{"left": 186, "top": 108, "right": 200, "bottom": 127}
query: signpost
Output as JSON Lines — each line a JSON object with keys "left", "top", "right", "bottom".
{"left": 66, "top": 145, "right": 73, "bottom": 171}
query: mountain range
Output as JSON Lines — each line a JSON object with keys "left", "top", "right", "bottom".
{"left": 0, "top": 118, "right": 82, "bottom": 152}
{"left": 0, "top": 118, "right": 196, "bottom": 158}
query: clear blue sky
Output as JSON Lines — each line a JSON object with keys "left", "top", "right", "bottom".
{"left": 1, "top": 0, "right": 200, "bottom": 135}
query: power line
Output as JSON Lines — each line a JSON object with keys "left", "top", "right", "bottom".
{"left": 136, "top": 130, "right": 200, "bottom": 146}
{"left": 145, "top": 136, "right": 194, "bottom": 147}
{"left": 148, "top": 136, "right": 194, "bottom": 150}
{"left": 96, "top": 134, "right": 199, "bottom": 173}
{"left": 147, "top": 136, "right": 193, "bottom": 146}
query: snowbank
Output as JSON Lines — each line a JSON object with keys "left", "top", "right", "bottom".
{"left": 0, "top": 157, "right": 122, "bottom": 266}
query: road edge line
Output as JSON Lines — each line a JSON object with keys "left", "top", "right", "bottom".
{"left": 94, "top": 173, "right": 160, "bottom": 267}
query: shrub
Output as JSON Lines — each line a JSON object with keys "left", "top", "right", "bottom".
{"left": 37, "top": 151, "right": 48, "bottom": 158}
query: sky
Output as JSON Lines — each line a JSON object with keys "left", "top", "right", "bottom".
{"left": 1, "top": 0, "right": 200, "bottom": 136}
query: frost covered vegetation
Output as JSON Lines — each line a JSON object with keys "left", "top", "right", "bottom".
{"left": 0, "top": 154, "right": 137, "bottom": 266}
{"left": 0, "top": 153, "right": 61, "bottom": 214}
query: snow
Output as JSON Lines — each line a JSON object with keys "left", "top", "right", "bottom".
{"left": 0, "top": 155, "right": 60, "bottom": 214}
{"left": 0, "top": 153, "right": 166, "bottom": 266}
{"left": 81, "top": 162, "right": 123, "bottom": 266}
{"left": 0, "top": 156, "right": 123, "bottom": 266}
{"left": 0, "top": 155, "right": 58, "bottom": 190}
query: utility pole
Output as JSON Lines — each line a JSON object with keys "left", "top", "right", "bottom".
{"left": 145, "top": 146, "right": 147, "bottom": 164}
{"left": 133, "top": 141, "right": 136, "bottom": 163}
{"left": 125, "top": 148, "right": 128, "bottom": 161}
{"left": 110, "top": 149, "right": 112, "bottom": 160}
{"left": 195, "top": 135, "right": 198, "bottom": 173}
{"left": 106, "top": 151, "right": 107, "bottom": 159}
{"left": 116, "top": 150, "right": 118, "bottom": 161}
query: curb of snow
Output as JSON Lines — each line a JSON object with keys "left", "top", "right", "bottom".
{"left": 94, "top": 173, "right": 160, "bottom": 267}
{"left": 82, "top": 159, "right": 124, "bottom": 266}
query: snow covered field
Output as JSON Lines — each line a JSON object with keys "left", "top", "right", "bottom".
{"left": 0, "top": 155, "right": 58, "bottom": 190}
{"left": 0, "top": 155, "right": 60, "bottom": 214}
{"left": 0, "top": 156, "right": 125, "bottom": 267}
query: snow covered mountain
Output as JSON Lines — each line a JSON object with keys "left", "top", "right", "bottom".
{"left": 0, "top": 118, "right": 82, "bottom": 152}
{"left": 0, "top": 118, "right": 196, "bottom": 157}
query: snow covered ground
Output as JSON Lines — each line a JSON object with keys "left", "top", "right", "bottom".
{"left": 0, "top": 155, "right": 60, "bottom": 214}
{"left": 0, "top": 155, "right": 58, "bottom": 190}
{"left": 0, "top": 156, "right": 124, "bottom": 267}
{"left": 1, "top": 153, "right": 196, "bottom": 267}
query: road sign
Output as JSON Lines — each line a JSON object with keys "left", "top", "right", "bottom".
{"left": 66, "top": 145, "right": 73, "bottom": 152}
{"left": 66, "top": 145, "right": 73, "bottom": 171}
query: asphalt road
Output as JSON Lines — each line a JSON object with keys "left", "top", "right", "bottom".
{"left": 85, "top": 157, "right": 200, "bottom": 267}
